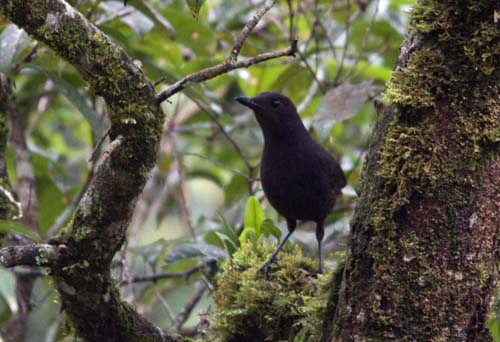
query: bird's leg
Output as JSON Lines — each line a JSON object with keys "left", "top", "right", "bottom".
{"left": 316, "top": 221, "right": 325, "bottom": 274}
{"left": 260, "top": 219, "right": 296, "bottom": 279}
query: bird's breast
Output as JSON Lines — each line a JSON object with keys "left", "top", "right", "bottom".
{"left": 260, "top": 143, "right": 334, "bottom": 221}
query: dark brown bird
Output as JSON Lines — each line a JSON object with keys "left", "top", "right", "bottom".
{"left": 235, "top": 92, "right": 346, "bottom": 278}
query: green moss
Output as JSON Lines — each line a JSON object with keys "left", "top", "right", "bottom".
{"left": 208, "top": 241, "right": 333, "bottom": 342}
{"left": 375, "top": 0, "right": 499, "bottom": 243}
{"left": 384, "top": 50, "right": 450, "bottom": 108}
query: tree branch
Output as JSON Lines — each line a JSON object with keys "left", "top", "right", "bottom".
{"left": 230, "top": 0, "right": 276, "bottom": 60}
{"left": 121, "top": 258, "right": 215, "bottom": 285}
{"left": 0, "top": 244, "right": 63, "bottom": 268}
{"left": 156, "top": 39, "right": 297, "bottom": 104}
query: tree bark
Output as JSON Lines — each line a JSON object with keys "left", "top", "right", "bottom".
{"left": 324, "top": 1, "right": 499, "bottom": 341}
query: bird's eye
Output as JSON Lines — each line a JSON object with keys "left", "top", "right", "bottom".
{"left": 271, "top": 99, "right": 281, "bottom": 108}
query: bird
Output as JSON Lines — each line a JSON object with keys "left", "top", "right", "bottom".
{"left": 235, "top": 92, "right": 346, "bottom": 279}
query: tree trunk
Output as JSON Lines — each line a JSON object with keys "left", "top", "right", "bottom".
{"left": 324, "top": 1, "right": 499, "bottom": 341}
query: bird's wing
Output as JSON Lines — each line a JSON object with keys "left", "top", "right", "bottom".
{"left": 318, "top": 147, "right": 346, "bottom": 196}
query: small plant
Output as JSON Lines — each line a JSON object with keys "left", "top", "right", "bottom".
{"left": 238, "top": 196, "right": 281, "bottom": 246}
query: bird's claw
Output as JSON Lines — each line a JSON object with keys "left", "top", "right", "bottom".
{"left": 259, "top": 257, "right": 279, "bottom": 279}
{"left": 259, "top": 263, "right": 271, "bottom": 280}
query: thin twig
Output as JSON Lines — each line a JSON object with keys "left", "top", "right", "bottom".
{"left": 154, "top": 289, "right": 176, "bottom": 324}
{"left": 332, "top": 0, "right": 355, "bottom": 85}
{"left": 297, "top": 79, "right": 320, "bottom": 114}
{"left": 318, "top": 2, "right": 338, "bottom": 59}
{"left": 170, "top": 281, "right": 207, "bottom": 333}
{"left": 286, "top": 0, "right": 295, "bottom": 43}
{"left": 45, "top": 166, "right": 95, "bottom": 239}
{"left": 13, "top": 43, "right": 39, "bottom": 73}
{"left": 230, "top": 0, "right": 277, "bottom": 60}
{"left": 170, "top": 100, "right": 196, "bottom": 241}
{"left": 190, "top": 98, "right": 253, "bottom": 173}
{"left": 120, "top": 259, "right": 214, "bottom": 285}
{"left": 189, "top": 98, "right": 256, "bottom": 194}
{"left": 170, "top": 259, "right": 217, "bottom": 333}
{"left": 341, "top": 0, "right": 381, "bottom": 82}
{"left": 89, "top": 128, "right": 110, "bottom": 162}
{"left": 297, "top": 49, "right": 327, "bottom": 94}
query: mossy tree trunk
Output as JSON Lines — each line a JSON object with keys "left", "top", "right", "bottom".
{"left": 323, "top": 1, "right": 499, "bottom": 341}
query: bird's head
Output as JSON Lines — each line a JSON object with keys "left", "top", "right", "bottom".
{"left": 235, "top": 92, "right": 305, "bottom": 140}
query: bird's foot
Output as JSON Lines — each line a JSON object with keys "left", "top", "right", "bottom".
{"left": 259, "top": 263, "right": 271, "bottom": 280}
{"left": 259, "top": 257, "right": 278, "bottom": 280}
{"left": 317, "top": 265, "right": 323, "bottom": 275}
{"left": 309, "top": 265, "right": 323, "bottom": 279}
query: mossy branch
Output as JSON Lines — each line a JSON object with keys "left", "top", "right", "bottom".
{"left": 0, "top": 244, "right": 63, "bottom": 268}
{"left": 0, "top": 0, "right": 171, "bottom": 340}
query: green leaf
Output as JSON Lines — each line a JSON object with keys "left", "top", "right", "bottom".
{"left": 0, "top": 268, "right": 14, "bottom": 325}
{"left": 161, "top": 7, "right": 215, "bottom": 55}
{"left": 313, "top": 81, "right": 374, "bottom": 142}
{"left": 135, "top": 2, "right": 176, "bottom": 39}
{"left": 0, "top": 24, "right": 30, "bottom": 72}
{"left": 29, "top": 67, "right": 103, "bottom": 141}
{"left": 224, "top": 175, "right": 248, "bottom": 206}
{"left": 217, "top": 212, "right": 239, "bottom": 247}
{"left": 205, "top": 230, "right": 225, "bottom": 249}
{"left": 0, "top": 291, "right": 11, "bottom": 324}
{"left": 0, "top": 220, "right": 41, "bottom": 242}
{"left": 260, "top": 219, "right": 282, "bottom": 240}
{"left": 204, "top": 213, "right": 240, "bottom": 258}
{"left": 238, "top": 227, "right": 256, "bottom": 244}
{"left": 205, "top": 231, "right": 238, "bottom": 258}
{"left": 355, "top": 61, "right": 392, "bottom": 82}
{"left": 243, "top": 196, "right": 265, "bottom": 238}
{"left": 216, "top": 232, "right": 238, "bottom": 257}
{"left": 185, "top": 0, "right": 206, "bottom": 21}
{"left": 129, "top": 238, "right": 170, "bottom": 266}
{"left": 165, "top": 243, "right": 226, "bottom": 264}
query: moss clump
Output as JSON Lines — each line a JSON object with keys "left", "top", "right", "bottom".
{"left": 384, "top": 50, "right": 452, "bottom": 108}
{"left": 207, "top": 241, "right": 333, "bottom": 342}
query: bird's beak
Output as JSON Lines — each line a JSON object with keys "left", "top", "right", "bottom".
{"left": 235, "top": 96, "right": 261, "bottom": 111}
